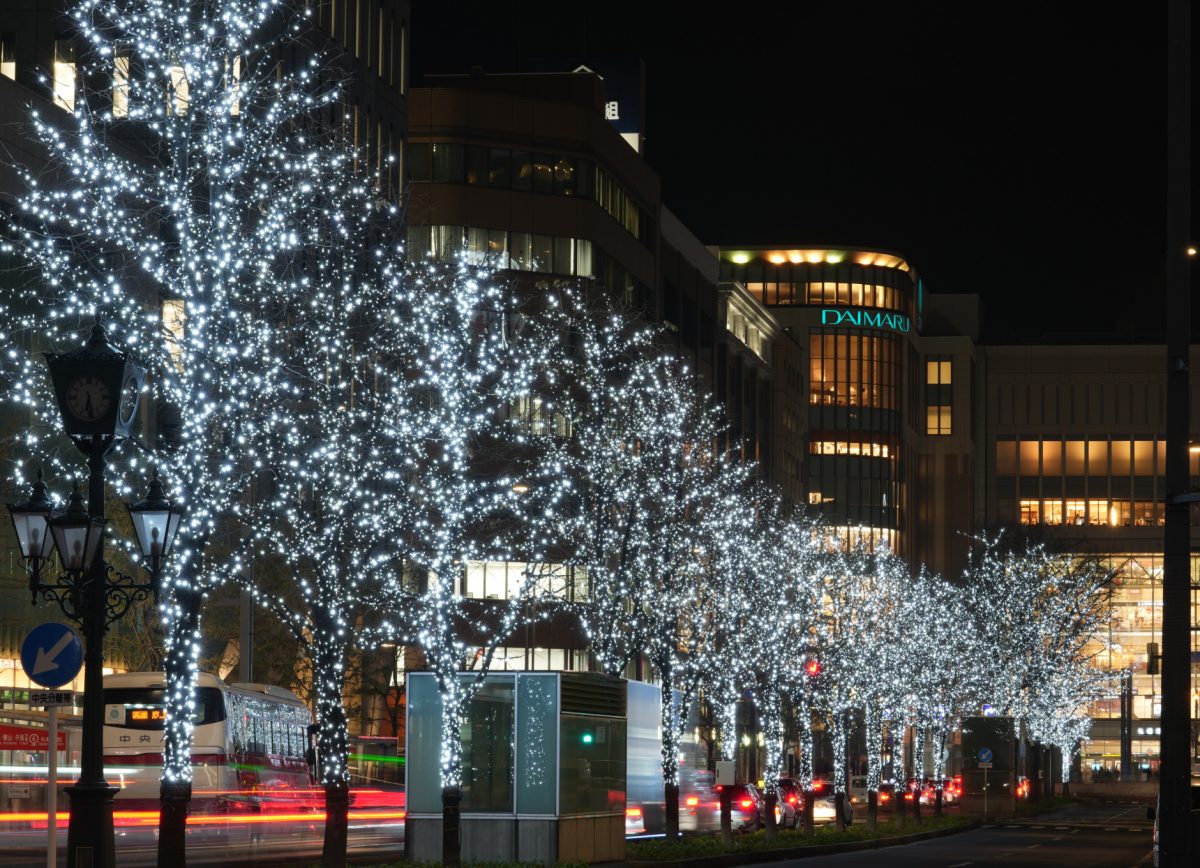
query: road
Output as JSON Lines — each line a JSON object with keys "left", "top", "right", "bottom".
{"left": 0, "top": 819, "right": 405, "bottom": 866}
{"left": 757, "top": 800, "right": 1153, "bottom": 868}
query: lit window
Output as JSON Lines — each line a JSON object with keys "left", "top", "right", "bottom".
{"left": 53, "top": 38, "right": 75, "bottom": 111}
{"left": 112, "top": 52, "right": 130, "bottom": 118}
{"left": 1089, "top": 499, "right": 1110, "bottom": 526}
{"left": 162, "top": 299, "right": 185, "bottom": 372}
{"left": 1019, "top": 499, "right": 1040, "bottom": 525}
{"left": 1065, "top": 499, "right": 1087, "bottom": 526}
{"left": 925, "top": 355, "right": 952, "bottom": 435}
{"left": 926, "top": 405, "right": 951, "bottom": 436}
{"left": 1, "top": 33, "right": 16, "bottom": 80}
{"left": 167, "top": 63, "right": 189, "bottom": 116}
{"left": 228, "top": 55, "right": 241, "bottom": 115}
{"left": 1043, "top": 500, "right": 1063, "bottom": 525}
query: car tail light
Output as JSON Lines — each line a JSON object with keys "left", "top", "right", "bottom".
{"left": 739, "top": 798, "right": 753, "bottom": 809}
{"left": 880, "top": 792, "right": 890, "bottom": 803}
{"left": 685, "top": 796, "right": 699, "bottom": 807}
{"left": 812, "top": 781, "right": 825, "bottom": 792}
{"left": 904, "top": 792, "right": 914, "bottom": 801}
{"left": 625, "top": 807, "right": 642, "bottom": 819}
{"left": 787, "top": 795, "right": 798, "bottom": 805}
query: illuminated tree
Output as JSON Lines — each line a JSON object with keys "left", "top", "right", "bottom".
{"left": 539, "top": 290, "right": 739, "bottom": 840}
{"left": 366, "top": 256, "right": 567, "bottom": 867}
{"left": 1, "top": 1, "right": 365, "bottom": 861}
{"left": 236, "top": 143, "right": 400, "bottom": 866}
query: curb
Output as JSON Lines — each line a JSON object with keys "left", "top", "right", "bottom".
{"left": 623, "top": 820, "right": 979, "bottom": 868}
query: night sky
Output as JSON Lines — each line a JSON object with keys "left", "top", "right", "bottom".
{"left": 412, "top": 1, "right": 1184, "bottom": 341}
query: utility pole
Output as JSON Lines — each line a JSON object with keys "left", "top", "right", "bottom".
{"left": 1160, "top": 0, "right": 1192, "bottom": 862}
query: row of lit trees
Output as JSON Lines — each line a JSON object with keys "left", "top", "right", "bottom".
{"left": 0, "top": 3, "right": 1114, "bottom": 868}
{"left": 675, "top": 527, "right": 1115, "bottom": 839}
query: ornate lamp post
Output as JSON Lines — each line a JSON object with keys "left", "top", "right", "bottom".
{"left": 5, "top": 317, "right": 178, "bottom": 868}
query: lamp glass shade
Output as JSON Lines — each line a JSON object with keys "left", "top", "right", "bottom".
{"left": 128, "top": 504, "right": 183, "bottom": 565}
{"left": 49, "top": 514, "right": 102, "bottom": 574}
{"left": 8, "top": 508, "right": 56, "bottom": 563}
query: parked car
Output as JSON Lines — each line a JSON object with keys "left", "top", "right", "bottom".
{"left": 812, "top": 792, "right": 853, "bottom": 824}
{"left": 773, "top": 778, "right": 804, "bottom": 828}
{"left": 715, "top": 783, "right": 765, "bottom": 831}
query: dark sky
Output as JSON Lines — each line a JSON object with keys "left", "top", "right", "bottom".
{"left": 412, "top": 1, "right": 1184, "bottom": 341}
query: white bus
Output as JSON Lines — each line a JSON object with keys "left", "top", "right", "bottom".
{"left": 103, "top": 672, "right": 315, "bottom": 814}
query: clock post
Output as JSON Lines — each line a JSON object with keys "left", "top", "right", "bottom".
{"left": 43, "top": 317, "right": 146, "bottom": 868}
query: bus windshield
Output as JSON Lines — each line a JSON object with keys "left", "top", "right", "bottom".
{"left": 103, "top": 686, "right": 226, "bottom": 730}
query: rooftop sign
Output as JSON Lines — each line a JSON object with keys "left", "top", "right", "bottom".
{"left": 820, "top": 308, "right": 911, "bottom": 334}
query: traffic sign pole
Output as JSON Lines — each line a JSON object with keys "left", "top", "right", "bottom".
{"left": 47, "top": 705, "right": 57, "bottom": 868}
{"left": 20, "top": 623, "right": 85, "bottom": 868}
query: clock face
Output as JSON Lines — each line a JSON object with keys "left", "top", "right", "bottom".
{"left": 66, "top": 376, "right": 112, "bottom": 421}
{"left": 119, "top": 375, "right": 140, "bottom": 424}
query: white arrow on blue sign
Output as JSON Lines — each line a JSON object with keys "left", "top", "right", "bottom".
{"left": 20, "top": 623, "right": 84, "bottom": 689}
{"left": 978, "top": 747, "right": 993, "bottom": 764}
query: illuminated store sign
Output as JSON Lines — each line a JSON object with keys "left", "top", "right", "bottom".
{"left": 820, "top": 308, "right": 911, "bottom": 333}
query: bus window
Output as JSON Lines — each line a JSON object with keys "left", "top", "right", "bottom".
{"left": 103, "top": 686, "right": 226, "bottom": 728}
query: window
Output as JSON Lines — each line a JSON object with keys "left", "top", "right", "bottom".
{"left": 1042, "top": 440, "right": 1063, "bottom": 475}
{"left": 1133, "top": 501, "right": 1162, "bottom": 527}
{"left": 1065, "top": 440, "right": 1086, "bottom": 475}
{"left": 1133, "top": 440, "right": 1154, "bottom": 475}
{"left": 167, "top": 62, "right": 189, "bottom": 116}
{"left": 996, "top": 441, "right": 1016, "bottom": 475}
{"left": 1110, "top": 500, "right": 1132, "bottom": 527}
{"left": 431, "top": 143, "right": 464, "bottom": 183}
{"left": 112, "top": 51, "right": 130, "bottom": 117}
{"left": 1043, "top": 500, "right": 1064, "bottom": 525}
{"left": 1065, "top": 499, "right": 1087, "bottom": 525}
{"left": 1088, "top": 499, "right": 1109, "bottom": 526}
{"left": 809, "top": 331, "right": 899, "bottom": 410}
{"left": 2, "top": 33, "right": 17, "bottom": 79}
{"left": 925, "top": 356, "right": 952, "bottom": 435}
{"left": 227, "top": 55, "right": 241, "bottom": 115}
{"left": 488, "top": 148, "right": 511, "bottom": 187}
{"left": 926, "top": 405, "right": 951, "bottom": 435}
{"left": 1019, "top": 499, "right": 1040, "bottom": 525}
{"left": 162, "top": 299, "right": 185, "bottom": 372}
{"left": 1088, "top": 440, "right": 1108, "bottom": 476}
{"left": 53, "top": 38, "right": 75, "bottom": 111}
{"left": 1019, "top": 441, "right": 1040, "bottom": 476}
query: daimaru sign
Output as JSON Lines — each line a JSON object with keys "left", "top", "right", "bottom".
{"left": 820, "top": 307, "right": 911, "bottom": 333}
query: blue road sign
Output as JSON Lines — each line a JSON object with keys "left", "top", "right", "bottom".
{"left": 977, "top": 747, "right": 993, "bottom": 764}
{"left": 20, "top": 623, "right": 83, "bottom": 689}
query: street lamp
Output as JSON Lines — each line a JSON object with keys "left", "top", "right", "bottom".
{"left": 4, "top": 315, "right": 179, "bottom": 868}
{"left": 48, "top": 485, "right": 104, "bottom": 575}
{"left": 7, "top": 468, "right": 56, "bottom": 603}
{"left": 127, "top": 469, "right": 185, "bottom": 582}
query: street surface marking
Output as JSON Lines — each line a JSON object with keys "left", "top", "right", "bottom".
{"left": 1027, "top": 843, "right": 1041, "bottom": 848}
{"left": 947, "top": 863, "right": 973, "bottom": 867}
{"left": 1052, "top": 836, "right": 1063, "bottom": 841}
